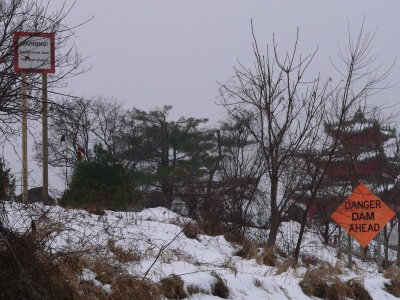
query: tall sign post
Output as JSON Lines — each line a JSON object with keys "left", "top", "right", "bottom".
{"left": 14, "top": 32, "right": 55, "bottom": 204}
{"left": 331, "top": 183, "right": 396, "bottom": 271}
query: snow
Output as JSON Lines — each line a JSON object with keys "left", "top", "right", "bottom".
{"left": 2, "top": 201, "right": 400, "bottom": 299}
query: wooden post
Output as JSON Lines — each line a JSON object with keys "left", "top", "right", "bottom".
{"left": 42, "top": 73, "right": 48, "bottom": 204}
{"left": 21, "top": 72, "right": 28, "bottom": 203}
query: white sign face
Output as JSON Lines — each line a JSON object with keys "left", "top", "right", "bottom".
{"left": 17, "top": 35, "right": 52, "bottom": 70}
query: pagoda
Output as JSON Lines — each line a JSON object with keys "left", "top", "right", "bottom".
{"left": 296, "top": 109, "right": 400, "bottom": 224}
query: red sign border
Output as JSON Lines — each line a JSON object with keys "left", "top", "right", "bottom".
{"left": 13, "top": 32, "right": 55, "bottom": 73}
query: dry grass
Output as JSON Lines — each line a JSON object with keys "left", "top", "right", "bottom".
{"left": 211, "top": 272, "right": 229, "bottom": 299}
{"left": 183, "top": 223, "right": 200, "bottom": 239}
{"left": 89, "top": 257, "right": 123, "bottom": 285}
{"left": 159, "top": 274, "right": 187, "bottom": 299}
{"left": 275, "top": 257, "right": 296, "bottom": 275}
{"left": 110, "top": 275, "right": 161, "bottom": 300}
{"left": 233, "top": 238, "right": 283, "bottom": 267}
{"left": 384, "top": 264, "right": 400, "bottom": 297}
{"left": 0, "top": 226, "right": 80, "bottom": 299}
{"left": 107, "top": 239, "right": 140, "bottom": 263}
{"left": 299, "top": 268, "right": 371, "bottom": 300}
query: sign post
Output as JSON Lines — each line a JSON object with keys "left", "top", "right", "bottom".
{"left": 21, "top": 72, "right": 27, "bottom": 203}
{"left": 331, "top": 183, "right": 396, "bottom": 270}
{"left": 14, "top": 32, "right": 55, "bottom": 204}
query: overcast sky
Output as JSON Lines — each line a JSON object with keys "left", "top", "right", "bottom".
{"left": 10, "top": 0, "right": 400, "bottom": 194}
{"left": 63, "top": 0, "right": 400, "bottom": 124}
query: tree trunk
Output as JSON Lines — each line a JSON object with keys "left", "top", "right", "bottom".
{"left": 323, "top": 222, "right": 329, "bottom": 245}
{"left": 267, "top": 176, "right": 280, "bottom": 247}
{"left": 347, "top": 233, "right": 352, "bottom": 269}
{"left": 383, "top": 225, "right": 389, "bottom": 269}
{"left": 397, "top": 215, "right": 400, "bottom": 267}
{"left": 337, "top": 226, "right": 342, "bottom": 259}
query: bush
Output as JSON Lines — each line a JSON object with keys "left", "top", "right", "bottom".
{"left": 0, "top": 226, "right": 79, "bottom": 299}
{"left": 62, "top": 144, "right": 137, "bottom": 210}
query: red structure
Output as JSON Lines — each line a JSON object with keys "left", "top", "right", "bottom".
{"left": 297, "top": 110, "right": 400, "bottom": 224}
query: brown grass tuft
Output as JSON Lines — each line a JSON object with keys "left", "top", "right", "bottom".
{"left": 234, "top": 239, "right": 258, "bottom": 260}
{"left": 0, "top": 226, "right": 80, "bottom": 299}
{"left": 110, "top": 275, "right": 161, "bottom": 300}
{"left": 384, "top": 264, "right": 400, "bottom": 297}
{"left": 183, "top": 223, "right": 200, "bottom": 239}
{"left": 108, "top": 239, "right": 140, "bottom": 263}
{"left": 211, "top": 272, "right": 229, "bottom": 299}
{"left": 347, "top": 279, "right": 372, "bottom": 300}
{"left": 299, "top": 268, "right": 371, "bottom": 300}
{"left": 159, "top": 274, "right": 187, "bottom": 299}
{"left": 90, "top": 258, "right": 122, "bottom": 285}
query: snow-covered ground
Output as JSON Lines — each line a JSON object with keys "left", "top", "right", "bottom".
{"left": 2, "top": 201, "right": 399, "bottom": 299}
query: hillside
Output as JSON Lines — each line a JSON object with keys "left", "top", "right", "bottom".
{"left": 1, "top": 201, "right": 400, "bottom": 299}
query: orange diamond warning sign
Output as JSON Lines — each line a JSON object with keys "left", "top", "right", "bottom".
{"left": 331, "top": 183, "right": 396, "bottom": 248}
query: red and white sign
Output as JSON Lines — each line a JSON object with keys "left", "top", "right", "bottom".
{"left": 13, "top": 32, "right": 55, "bottom": 73}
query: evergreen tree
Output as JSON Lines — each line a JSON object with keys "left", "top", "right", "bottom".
{"left": 0, "top": 159, "right": 15, "bottom": 200}
{"left": 61, "top": 144, "right": 136, "bottom": 210}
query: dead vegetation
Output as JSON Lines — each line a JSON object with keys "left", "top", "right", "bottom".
{"left": 159, "top": 274, "right": 187, "bottom": 299}
{"left": 211, "top": 272, "right": 229, "bottom": 299}
{"left": 107, "top": 239, "right": 141, "bottom": 263}
{"left": 183, "top": 223, "right": 200, "bottom": 239}
{"left": 110, "top": 275, "right": 161, "bottom": 300}
{"left": 233, "top": 238, "right": 282, "bottom": 267}
{"left": 0, "top": 225, "right": 80, "bottom": 299}
{"left": 299, "top": 268, "right": 372, "bottom": 300}
{"left": 383, "top": 264, "right": 400, "bottom": 297}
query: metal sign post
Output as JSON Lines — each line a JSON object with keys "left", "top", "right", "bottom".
{"left": 14, "top": 32, "right": 55, "bottom": 204}
{"left": 42, "top": 73, "right": 48, "bottom": 204}
{"left": 21, "top": 72, "right": 28, "bottom": 203}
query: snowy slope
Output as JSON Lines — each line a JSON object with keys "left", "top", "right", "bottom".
{"left": 2, "top": 201, "right": 399, "bottom": 300}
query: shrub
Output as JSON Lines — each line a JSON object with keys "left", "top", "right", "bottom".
{"left": 0, "top": 227, "right": 79, "bottom": 299}
{"left": 62, "top": 144, "right": 137, "bottom": 210}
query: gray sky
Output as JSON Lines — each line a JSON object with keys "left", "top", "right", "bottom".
{"left": 9, "top": 0, "right": 400, "bottom": 194}
{"left": 63, "top": 0, "right": 400, "bottom": 123}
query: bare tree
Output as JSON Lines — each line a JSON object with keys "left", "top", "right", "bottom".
{"left": 40, "top": 97, "right": 123, "bottom": 186}
{"left": 293, "top": 23, "right": 393, "bottom": 264}
{"left": 0, "top": 0, "right": 87, "bottom": 142}
{"left": 219, "top": 24, "right": 329, "bottom": 247}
